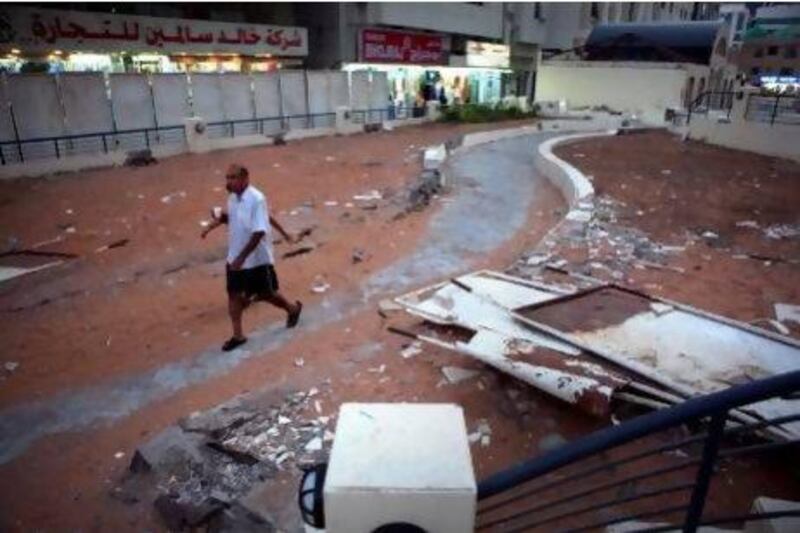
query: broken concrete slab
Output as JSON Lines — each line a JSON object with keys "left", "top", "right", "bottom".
{"left": 775, "top": 303, "right": 800, "bottom": 325}
{"left": 441, "top": 366, "right": 480, "bottom": 384}
{"left": 130, "top": 425, "right": 207, "bottom": 473}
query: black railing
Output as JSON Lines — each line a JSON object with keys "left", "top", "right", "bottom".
{"left": 685, "top": 91, "right": 736, "bottom": 125}
{"left": 476, "top": 370, "right": 800, "bottom": 532}
{"left": 0, "top": 125, "right": 186, "bottom": 165}
{"left": 745, "top": 93, "right": 800, "bottom": 126}
{"left": 351, "top": 105, "right": 427, "bottom": 125}
{"left": 204, "top": 112, "right": 337, "bottom": 140}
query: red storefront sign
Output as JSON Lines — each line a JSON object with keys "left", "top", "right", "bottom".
{"left": 360, "top": 29, "right": 446, "bottom": 65}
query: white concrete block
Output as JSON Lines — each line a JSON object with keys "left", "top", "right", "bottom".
{"left": 324, "top": 403, "right": 475, "bottom": 533}
{"left": 423, "top": 144, "right": 447, "bottom": 170}
{"left": 746, "top": 497, "right": 800, "bottom": 533}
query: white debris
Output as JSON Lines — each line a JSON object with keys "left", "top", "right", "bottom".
{"left": 660, "top": 169, "right": 672, "bottom": 175}
{"left": 324, "top": 201, "right": 338, "bottom": 207}
{"left": 304, "top": 437, "right": 323, "bottom": 452}
{"left": 294, "top": 358, "right": 305, "bottom": 368}
{"left": 526, "top": 253, "right": 551, "bottom": 267}
{"left": 379, "top": 298, "right": 403, "bottom": 315}
{"left": 701, "top": 231, "right": 719, "bottom": 239}
{"left": 199, "top": 220, "right": 210, "bottom": 228}
{"left": 480, "top": 435, "right": 491, "bottom": 447}
{"left": 324, "top": 430, "right": 336, "bottom": 442}
{"left": 650, "top": 302, "right": 674, "bottom": 316}
{"left": 566, "top": 209, "right": 592, "bottom": 223}
{"left": 65, "top": 226, "right": 77, "bottom": 234}
{"left": 775, "top": 303, "right": 800, "bottom": 325}
{"left": 4, "top": 361, "right": 19, "bottom": 372}
{"left": 767, "top": 320, "right": 791, "bottom": 335}
{"left": 468, "top": 432, "right": 482, "bottom": 444}
{"left": 311, "top": 280, "right": 330, "bottom": 293}
{"left": 353, "top": 190, "right": 382, "bottom": 202}
{"left": 764, "top": 224, "right": 800, "bottom": 240}
{"left": 272, "top": 163, "right": 281, "bottom": 168}
{"left": 736, "top": 220, "right": 760, "bottom": 229}
{"left": 368, "top": 365, "right": 386, "bottom": 374}
{"left": 278, "top": 416, "right": 291, "bottom": 425}
{"left": 114, "top": 451, "right": 125, "bottom": 459}
{"left": 442, "top": 366, "right": 480, "bottom": 384}
{"left": 325, "top": 156, "right": 336, "bottom": 162}
{"left": 400, "top": 341, "right": 423, "bottom": 359}
{"left": 65, "top": 208, "right": 74, "bottom": 215}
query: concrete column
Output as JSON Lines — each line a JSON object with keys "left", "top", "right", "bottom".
{"left": 335, "top": 105, "right": 353, "bottom": 133}
{"left": 426, "top": 101, "right": 441, "bottom": 121}
{"left": 184, "top": 117, "right": 211, "bottom": 154}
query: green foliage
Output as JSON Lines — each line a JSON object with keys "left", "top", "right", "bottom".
{"left": 439, "top": 102, "right": 536, "bottom": 123}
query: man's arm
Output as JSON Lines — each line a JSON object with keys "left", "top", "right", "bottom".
{"left": 270, "top": 215, "right": 295, "bottom": 243}
{"left": 201, "top": 212, "right": 228, "bottom": 239}
{"left": 230, "top": 230, "right": 265, "bottom": 270}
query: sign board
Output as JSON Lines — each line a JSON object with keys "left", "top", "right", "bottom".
{"left": 359, "top": 28, "right": 447, "bottom": 65}
{"left": 0, "top": 6, "right": 308, "bottom": 56}
{"left": 466, "top": 40, "right": 510, "bottom": 68}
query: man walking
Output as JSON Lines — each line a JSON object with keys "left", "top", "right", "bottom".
{"left": 202, "top": 164, "right": 302, "bottom": 351}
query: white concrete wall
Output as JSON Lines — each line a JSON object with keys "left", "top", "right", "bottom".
{"left": 109, "top": 74, "right": 156, "bottom": 131}
{"left": 368, "top": 2, "right": 503, "bottom": 40}
{"left": 60, "top": 73, "right": 115, "bottom": 135}
{"left": 279, "top": 71, "right": 309, "bottom": 130}
{"left": 252, "top": 72, "right": 283, "bottom": 134}
{"left": 536, "top": 61, "right": 710, "bottom": 125}
{"left": 350, "top": 70, "right": 371, "bottom": 111}
{"left": 688, "top": 90, "right": 800, "bottom": 163}
{"left": 151, "top": 74, "right": 190, "bottom": 127}
{"left": 190, "top": 74, "right": 225, "bottom": 123}
{"left": 0, "top": 78, "right": 16, "bottom": 143}
{"left": 220, "top": 74, "right": 256, "bottom": 122}
{"left": 7, "top": 74, "right": 65, "bottom": 139}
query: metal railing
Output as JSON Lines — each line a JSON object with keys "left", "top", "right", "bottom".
{"left": 685, "top": 91, "right": 736, "bottom": 125}
{"left": 0, "top": 106, "right": 420, "bottom": 166}
{"left": 0, "top": 125, "right": 186, "bottom": 165}
{"left": 351, "top": 105, "right": 428, "bottom": 125}
{"left": 476, "top": 370, "right": 800, "bottom": 532}
{"left": 745, "top": 93, "right": 800, "bottom": 126}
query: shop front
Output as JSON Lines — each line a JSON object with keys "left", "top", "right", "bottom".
{"left": 0, "top": 5, "right": 307, "bottom": 73}
{"left": 345, "top": 27, "right": 511, "bottom": 108}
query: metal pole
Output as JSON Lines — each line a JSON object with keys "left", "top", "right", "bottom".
{"left": 770, "top": 94, "right": 780, "bottom": 126}
{"left": 683, "top": 412, "right": 726, "bottom": 532}
{"left": 304, "top": 70, "right": 311, "bottom": 129}
{"left": 276, "top": 71, "right": 286, "bottom": 131}
{"left": 9, "top": 101, "right": 23, "bottom": 163}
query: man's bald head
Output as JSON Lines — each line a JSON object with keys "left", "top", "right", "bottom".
{"left": 225, "top": 164, "right": 250, "bottom": 195}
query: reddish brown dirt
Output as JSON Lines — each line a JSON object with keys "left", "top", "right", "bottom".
{"left": 0, "top": 120, "right": 572, "bottom": 531}
{"left": 554, "top": 130, "right": 800, "bottom": 332}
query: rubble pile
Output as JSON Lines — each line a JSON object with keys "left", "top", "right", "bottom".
{"left": 117, "top": 385, "right": 334, "bottom": 531}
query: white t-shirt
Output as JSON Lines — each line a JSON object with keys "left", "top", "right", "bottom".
{"left": 227, "top": 185, "right": 274, "bottom": 268}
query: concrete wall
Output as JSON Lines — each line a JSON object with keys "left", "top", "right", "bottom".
{"left": 351, "top": 71, "right": 371, "bottom": 111}
{"left": 368, "top": 2, "right": 503, "bottom": 40}
{"left": 687, "top": 89, "right": 800, "bottom": 163}
{"left": 190, "top": 74, "right": 226, "bottom": 123}
{"left": 536, "top": 61, "right": 710, "bottom": 125}
{"left": 152, "top": 74, "right": 191, "bottom": 127}
{"left": 60, "top": 74, "right": 115, "bottom": 135}
{"left": 7, "top": 75, "right": 65, "bottom": 139}
{"left": 252, "top": 73, "right": 283, "bottom": 134}
{"left": 280, "top": 71, "right": 309, "bottom": 130}
{"left": 110, "top": 74, "right": 156, "bottom": 131}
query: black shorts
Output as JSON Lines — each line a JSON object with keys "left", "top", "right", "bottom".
{"left": 226, "top": 264, "right": 279, "bottom": 297}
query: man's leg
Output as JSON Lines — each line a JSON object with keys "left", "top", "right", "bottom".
{"left": 228, "top": 292, "right": 247, "bottom": 340}
{"left": 255, "top": 291, "right": 303, "bottom": 328}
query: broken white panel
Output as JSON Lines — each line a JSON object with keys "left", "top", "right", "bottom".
{"left": 419, "top": 328, "right": 619, "bottom": 416}
{"left": 0, "top": 262, "right": 63, "bottom": 283}
{"left": 569, "top": 297, "right": 800, "bottom": 437}
{"left": 423, "top": 144, "right": 447, "bottom": 171}
{"left": 775, "top": 303, "right": 800, "bottom": 325}
{"left": 395, "top": 272, "right": 577, "bottom": 356}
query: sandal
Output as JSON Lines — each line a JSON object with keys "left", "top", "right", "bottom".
{"left": 287, "top": 301, "right": 303, "bottom": 328}
{"left": 222, "top": 336, "right": 247, "bottom": 352}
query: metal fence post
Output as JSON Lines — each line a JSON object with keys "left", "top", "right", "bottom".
{"left": 770, "top": 95, "right": 780, "bottom": 126}
{"left": 683, "top": 412, "right": 726, "bottom": 532}
{"left": 9, "top": 102, "right": 23, "bottom": 162}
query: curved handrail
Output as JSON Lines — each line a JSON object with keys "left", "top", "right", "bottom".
{"left": 477, "top": 369, "right": 800, "bottom": 500}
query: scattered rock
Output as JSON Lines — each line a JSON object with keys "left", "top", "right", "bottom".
{"left": 294, "top": 358, "right": 304, "bottom": 368}
{"left": 352, "top": 248, "right": 367, "bottom": 264}
{"left": 4, "top": 361, "right": 19, "bottom": 373}
{"left": 400, "top": 341, "right": 423, "bottom": 359}
{"left": 775, "top": 303, "right": 800, "bottom": 325}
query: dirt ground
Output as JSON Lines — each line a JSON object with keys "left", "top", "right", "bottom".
{"left": 1, "top": 125, "right": 798, "bottom": 531}
{"left": 0, "top": 119, "right": 569, "bottom": 531}
{"left": 553, "top": 130, "right": 800, "bottom": 331}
